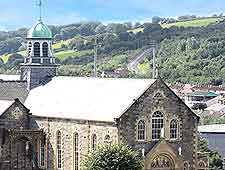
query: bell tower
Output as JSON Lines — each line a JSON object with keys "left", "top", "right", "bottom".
{"left": 20, "top": 0, "right": 58, "bottom": 90}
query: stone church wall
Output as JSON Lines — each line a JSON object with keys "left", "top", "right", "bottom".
{"left": 117, "top": 79, "right": 199, "bottom": 169}
{"left": 33, "top": 117, "right": 118, "bottom": 170}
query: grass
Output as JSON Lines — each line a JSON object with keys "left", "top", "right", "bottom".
{"left": 55, "top": 49, "right": 94, "bottom": 61}
{"left": 128, "top": 17, "right": 224, "bottom": 34}
{"left": 128, "top": 27, "right": 144, "bottom": 34}
{"left": 52, "top": 40, "right": 70, "bottom": 49}
{"left": 1, "top": 54, "right": 10, "bottom": 63}
{"left": 138, "top": 59, "right": 150, "bottom": 74}
{"left": 161, "top": 17, "right": 224, "bottom": 28}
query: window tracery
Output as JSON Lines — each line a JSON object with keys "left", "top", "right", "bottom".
{"left": 137, "top": 120, "right": 145, "bottom": 140}
{"left": 152, "top": 111, "right": 164, "bottom": 140}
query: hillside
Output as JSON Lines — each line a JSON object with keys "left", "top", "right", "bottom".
{"left": 1, "top": 16, "right": 225, "bottom": 85}
{"left": 128, "top": 16, "right": 224, "bottom": 33}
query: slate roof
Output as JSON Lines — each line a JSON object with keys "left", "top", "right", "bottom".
{"left": 198, "top": 124, "right": 225, "bottom": 133}
{"left": 0, "top": 80, "right": 29, "bottom": 103}
{"left": 0, "top": 100, "right": 14, "bottom": 115}
{"left": 25, "top": 77, "right": 156, "bottom": 121}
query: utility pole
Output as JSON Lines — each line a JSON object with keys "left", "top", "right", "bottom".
{"left": 94, "top": 36, "right": 98, "bottom": 78}
{"left": 152, "top": 46, "right": 156, "bottom": 79}
{"left": 151, "top": 40, "right": 158, "bottom": 79}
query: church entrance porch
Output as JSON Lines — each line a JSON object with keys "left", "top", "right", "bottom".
{"left": 0, "top": 128, "right": 46, "bottom": 170}
{"left": 144, "top": 140, "right": 184, "bottom": 170}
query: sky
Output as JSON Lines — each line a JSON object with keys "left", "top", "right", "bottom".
{"left": 1, "top": 0, "right": 225, "bottom": 30}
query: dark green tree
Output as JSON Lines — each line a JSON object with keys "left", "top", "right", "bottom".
{"left": 198, "top": 137, "right": 223, "bottom": 169}
{"left": 82, "top": 144, "right": 144, "bottom": 170}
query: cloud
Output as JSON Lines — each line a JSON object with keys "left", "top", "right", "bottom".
{"left": 46, "top": 13, "right": 87, "bottom": 25}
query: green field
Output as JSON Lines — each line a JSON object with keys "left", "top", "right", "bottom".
{"left": 161, "top": 17, "right": 224, "bottom": 28}
{"left": 52, "top": 39, "right": 70, "bottom": 49}
{"left": 55, "top": 49, "right": 94, "bottom": 61}
{"left": 128, "top": 17, "right": 224, "bottom": 34}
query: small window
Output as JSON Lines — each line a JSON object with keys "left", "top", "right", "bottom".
{"left": 152, "top": 111, "right": 164, "bottom": 140}
{"left": 56, "top": 131, "right": 62, "bottom": 169}
{"left": 34, "top": 42, "right": 40, "bottom": 57}
{"left": 137, "top": 120, "right": 145, "bottom": 140}
{"left": 170, "top": 119, "right": 178, "bottom": 140}
{"left": 92, "top": 134, "right": 97, "bottom": 151}
{"left": 42, "top": 42, "right": 48, "bottom": 57}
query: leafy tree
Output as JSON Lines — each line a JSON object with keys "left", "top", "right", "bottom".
{"left": 82, "top": 144, "right": 143, "bottom": 170}
{"left": 95, "top": 24, "right": 107, "bottom": 34}
{"left": 152, "top": 16, "right": 162, "bottom": 24}
{"left": 198, "top": 137, "right": 223, "bottom": 169}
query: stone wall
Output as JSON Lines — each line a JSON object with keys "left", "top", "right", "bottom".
{"left": 33, "top": 117, "right": 118, "bottom": 170}
{"left": 117, "top": 79, "right": 199, "bottom": 169}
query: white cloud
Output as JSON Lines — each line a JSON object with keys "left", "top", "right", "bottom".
{"left": 46, "top": 13, "right": 87, "bottom": 25}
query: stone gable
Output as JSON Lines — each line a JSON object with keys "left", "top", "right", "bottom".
{"left": 117, "top": 78, "right": 199, "bottom": 169}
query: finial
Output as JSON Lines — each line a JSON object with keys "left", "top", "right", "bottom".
{"left": 37, "top": 0, "right": 42, "bottom": 22}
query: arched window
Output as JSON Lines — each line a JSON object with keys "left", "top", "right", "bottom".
{"left": 56, "top": 131, "right": 62, "bottom": 169}
{"left": 74, "top": 133, "right": 79, "bottom": 170}
{"left": 170, "top": 119, "right": 178, "bottom": 140}
{"left": 104, "top": 135, "right": 111, "bottom": 144}
{"left": 42, "top": 42, "right": 48, "bottom": 57}
{"left": 92, "top": 134, "right": 97, "bottom": 151}
{"left": 137, "top": 120, "right": 145, "bottom": 140}
{"left": 152, "top": 111, "right": 164, "bottom": 140}
{"left": 151, "top": 154, "right": 174, "bottom": 169}
{"left": 34, "top": 42, "right": 40, "bottom": 57}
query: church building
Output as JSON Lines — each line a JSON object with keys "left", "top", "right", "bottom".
{"left": 0, "top": 7, "right": 208, "bottom": 170}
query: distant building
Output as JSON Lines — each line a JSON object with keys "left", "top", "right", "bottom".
{"left": 185, "top": 91, "right": 218, "bottom": 107}
{"left": 198, "top": 124, "right": 225, "bottom": 169}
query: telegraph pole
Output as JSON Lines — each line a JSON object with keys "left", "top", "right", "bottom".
{"left": 151, "top": 40, "right": 158, "bottom": 79}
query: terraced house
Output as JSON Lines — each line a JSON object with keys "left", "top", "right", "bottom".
{"left": 0, "top": 13, "right": 208, "bottom": 170}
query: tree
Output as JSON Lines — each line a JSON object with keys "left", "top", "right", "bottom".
{"left": 198, "top": 137, "right": 223, "bottom": 169}
{"left": 82, "top": 144, "right": 144, "bottom": 170}
{"left": 152, "top": 16, "right": 162, "bottom": 24}
{"left": 95, "top": 24, "right": 107, "bottom": 34}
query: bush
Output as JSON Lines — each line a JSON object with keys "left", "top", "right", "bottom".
{"left": 82, "top": 144, "right": 144, "bottom": 170}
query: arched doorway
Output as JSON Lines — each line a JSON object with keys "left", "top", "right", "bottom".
{"left": 149, "top": 154, "right": 175, "bottom": 170}
{"left": 11, "top": 136, "right": 34, "bottom": 169}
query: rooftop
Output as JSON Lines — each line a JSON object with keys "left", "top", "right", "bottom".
{"left": 198, "top": 124, "right": 225, "bottom": 133}
{"left": 24, "top": 77, "right": 156, "bottom": 121}
{"left": 27, "top": 20, "right": 52, "bottom": 39}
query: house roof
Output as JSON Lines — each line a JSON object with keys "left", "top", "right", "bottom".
{"left": 188, "top": 91, "right": 218, "bottom": 97}
{"left": 0, "top": 74, "right": 20, "bottom": 81}
{"left": 0, "top": 100, "right": 14, "bottom": 115}
{"left": 27, "top": 20, "right": 52, "bottom": 39}
{"left": 198, "top": 124, "right": 225, "bottom": 133}
{"left": 25, "top": 77, "right": 156, "bottom": 122}
{"left": 0, "top": 81, "right": 29, "bottom": 103}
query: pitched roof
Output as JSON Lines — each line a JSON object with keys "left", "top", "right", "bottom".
{"left": 0, "top": 74, "right": 20, "bottom": 81}
{"left": 0, "top": 81, "right": 29, "bottom": 103}
{"left": 198, "top": 124, "right": 225, "bottom": 133}
{"left": 25, "top": 77, "right": 156, "bottom": 121}
{"left": 0, "top": 100, "right": 14, "bottom": 115}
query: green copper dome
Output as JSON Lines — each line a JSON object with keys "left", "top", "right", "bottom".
{"left": 27, "top": 20, "right": 52, "bottom": 39}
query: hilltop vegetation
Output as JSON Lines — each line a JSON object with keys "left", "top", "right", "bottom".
{"left": 1, "top": 16, "right": 225, "bottom": 85}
